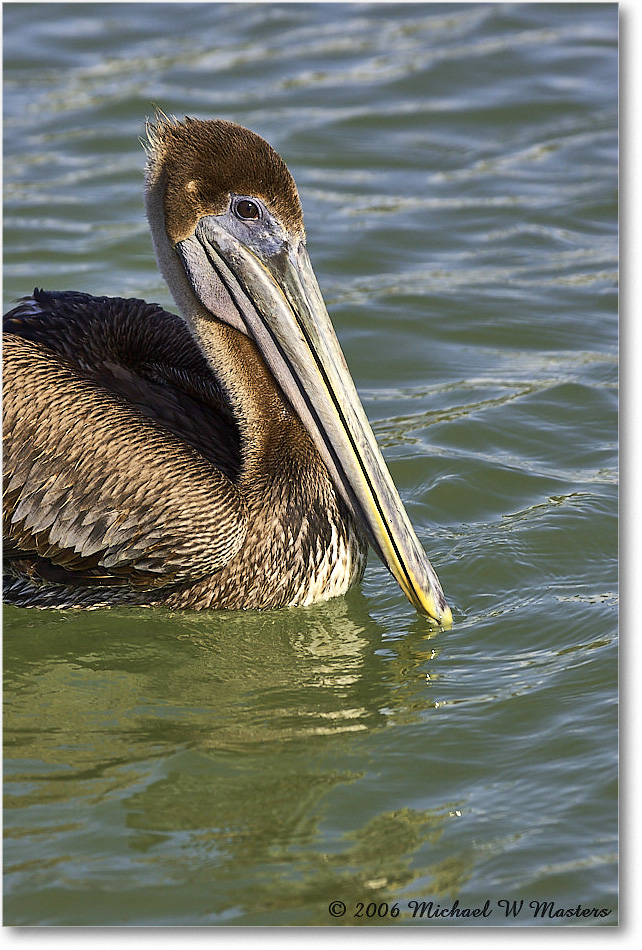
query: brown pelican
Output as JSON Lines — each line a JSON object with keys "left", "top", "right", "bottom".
{"left": 3, "top": 116, "right": 451, "bottom": 623}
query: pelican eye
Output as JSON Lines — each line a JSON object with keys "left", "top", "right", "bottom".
{"left": 234, "top": 198, "right": 261, "bottom": 221}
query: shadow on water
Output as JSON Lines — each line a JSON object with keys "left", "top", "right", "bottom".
{"left": 3, "top": 594, "right": 470, "bottom": 925}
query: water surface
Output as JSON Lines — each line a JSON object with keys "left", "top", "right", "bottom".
{"left": 3, "top": 2, "right": 618, "bottom": 927}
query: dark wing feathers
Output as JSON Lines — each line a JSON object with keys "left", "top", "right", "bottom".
{"left": 3, "top": 292, "right": 247, "bottom": 591}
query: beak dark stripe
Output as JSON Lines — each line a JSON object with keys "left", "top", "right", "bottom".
{"left": 275, "top": 270, "right": 433, "bottom": 606}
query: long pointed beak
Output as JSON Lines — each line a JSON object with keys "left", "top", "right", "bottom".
{"left": 177, "top": 220, "right": 452, "bottom": 625}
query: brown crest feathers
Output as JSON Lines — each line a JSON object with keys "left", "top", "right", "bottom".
{"left": 145, "top": 115, "right": 305, "bottom": 244}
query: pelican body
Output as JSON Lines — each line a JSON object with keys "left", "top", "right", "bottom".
{"left": 3, "top": 117, "right": 451, "bottom": 622}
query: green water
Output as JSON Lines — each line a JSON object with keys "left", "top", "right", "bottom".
{"left": 3, "top": 2, "right": 617, "bottom": 927}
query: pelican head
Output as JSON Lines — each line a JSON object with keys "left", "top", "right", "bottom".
{"left": 144, "top": 115, "right": 451, "bottom": 624}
